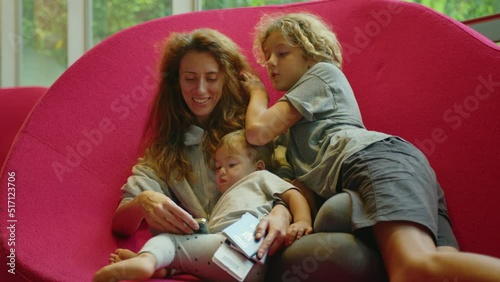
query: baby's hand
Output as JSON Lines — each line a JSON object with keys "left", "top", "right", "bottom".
{"left": 240, "top": 71, "right": 267, "bottom": 96}
{"left": 285, "top": 220, "right": 313, "bottom": 246}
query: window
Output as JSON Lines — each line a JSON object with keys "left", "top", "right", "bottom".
{"left": 1, "top": 0, "right": 174, "bottom": 87}
{"left": 201, "top": 0, "right": 307, "bottom": 10}
{"left": 1, "top": 0, "right": 499, "bottom": 88}
{"left": 406, "top": 0, "right": 500, "bottom": 45}
{"left": 21, "top": 0, "right": 67, "bottom": 86}
{"left": 92, "top": 0, "right": 173, "bottom": 46}
{"left": 404, "top": 0, "right": 500, "bottom": 21}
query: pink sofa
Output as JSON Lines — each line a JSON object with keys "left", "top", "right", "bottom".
{"left": 1, "top": 0, "right": 500, "bottom": 281}
{"left": 0, "top": 87, "right": 47, "bottom": 171}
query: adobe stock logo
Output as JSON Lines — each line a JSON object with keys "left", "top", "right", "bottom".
{"left": 415, "top": 74, "right": 500, "bottom": 156}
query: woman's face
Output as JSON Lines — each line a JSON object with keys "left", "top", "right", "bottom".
{"left": 179, "top": 51, "right": 224, "bottom": 126}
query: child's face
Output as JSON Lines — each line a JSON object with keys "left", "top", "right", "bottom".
{"left": 262, "top": 31, "right": 314, "bottom": 92}
{"left": 214, "top": 145, "right": 259, "bottom": 193}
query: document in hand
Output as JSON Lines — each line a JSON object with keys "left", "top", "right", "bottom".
{"left": 212, "top": 212, "right": 268, "bottom": 281}
{"left": 222, "top": 212, "right": 268, "bottom": 264}
{"left": 212, "top": 241, "right": 255, "bottom": 281}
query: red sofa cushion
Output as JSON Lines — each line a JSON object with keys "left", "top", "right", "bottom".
{"left": 0, "top": 87, "right": 46, "bottom": 170}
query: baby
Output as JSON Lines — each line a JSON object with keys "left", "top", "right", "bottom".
{"left": 93, "top": 129, "right": 312, "bottom": 282}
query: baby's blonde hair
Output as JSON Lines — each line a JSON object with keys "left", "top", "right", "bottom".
{"left": 216, "top": 130, "right": 274, "bottom": 170}
{"left": 253, "top": 12, "right": 342, "bottom": 68}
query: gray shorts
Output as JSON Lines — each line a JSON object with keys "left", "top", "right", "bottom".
{"left": 339, "top": 137, "right": 457, "bottom": 248}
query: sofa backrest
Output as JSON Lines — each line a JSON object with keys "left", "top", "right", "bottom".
{"left": 0, "top": 87, "right": 47, "bottom": 170}
{"left": 1, "top": 0, "right": 499, "bottom": 281}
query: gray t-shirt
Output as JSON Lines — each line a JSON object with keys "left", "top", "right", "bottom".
{"left": 209, "top": 170, "right": 297, "bottom": 233}
{"left": 279, "top": 62, "right": 390, "bottom": 198}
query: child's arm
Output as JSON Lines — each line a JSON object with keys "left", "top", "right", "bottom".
{"left": 241, "top": 72, "right": 302, "bottom": 145}
{"left": 279, "top": 188, "right": 313, "bottom": 246}
{"left": 291, "top": 179, "right": 319, "bottom": 220}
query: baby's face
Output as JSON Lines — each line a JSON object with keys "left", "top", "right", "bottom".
{"left": 214, "top": 145, "right": 257, "bottom": 193}
{"left": 262, "top": 31, "right": 313, "bottom": 92}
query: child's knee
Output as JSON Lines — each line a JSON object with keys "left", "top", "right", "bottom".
{"left": 391, "top": 252, "right": 441, "bottom": 282}
{"left": 314, "top": 193, "right": 351, "bottom": 232}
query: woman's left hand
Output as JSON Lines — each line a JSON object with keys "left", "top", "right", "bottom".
{"left": 255, "top": 204, "right": 292, "bottom": 259}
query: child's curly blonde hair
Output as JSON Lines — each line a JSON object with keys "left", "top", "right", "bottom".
{"left": 252, "top": 12, "right": 343, "bottom": 68}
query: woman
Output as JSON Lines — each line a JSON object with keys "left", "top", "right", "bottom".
{"left": 111, "top": 28, "right": 291, "bottom": 258}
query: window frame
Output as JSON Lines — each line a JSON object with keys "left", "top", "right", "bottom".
{"left": 463, "top": 13, "right": 500, "bottom": 43}
{"left": 0, "top": 0, "right": 196, "bottom": 87}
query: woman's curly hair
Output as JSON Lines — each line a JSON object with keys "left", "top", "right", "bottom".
{"left": 141, "top": 28, "right": 251, "bottom": 183}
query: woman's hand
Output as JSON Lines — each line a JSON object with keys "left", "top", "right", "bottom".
{"left": 136, "top": 190, "right": 198, "bottom": 234}
{"left": 240, "top": 71, "right": 267, "bottom": 98}
{"left": 285, "top": 221, "right": 313, "bottom": 246}
{"left": 254, "top": 204, "right": 292, "bottom": 259}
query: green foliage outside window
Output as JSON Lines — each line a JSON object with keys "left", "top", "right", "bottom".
{"left": 21, "top": 0, "right": 173, "bottom": 68}
{"left": 92, "top": 0, "right": 173, "bottom": 44}
{"left": 22, "top": 0, "right": 67, "bottom": 67}
{"left": 404, "top": 0, "right": 500, "bottom": 21}
{"left": 201, "top": 0, "right": 307, "bottom": 10}
{"left": 10, "top": 0, "right": 500, "bottom": 79}
{"left": 20, "top": 0, "right": 500, "bottom": 68}
{"left": 201, "top": 0, "right": 500, "bottom": 20}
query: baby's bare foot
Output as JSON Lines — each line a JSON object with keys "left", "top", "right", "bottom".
{"left": 116, "top": 248, "right": 137, "bottom": 259}
{"left": 106, "top": 248, "right": 168, "bottom": 278}
{"left": 93, "top": 253, "right": 156, "bottom": 282}
{"left": 109, "top": 248, "right": 137, "bottom": 264}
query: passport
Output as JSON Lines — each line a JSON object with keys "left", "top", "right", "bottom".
{"left": 212, "top": 212, "right": 268, "bottom": 281}
{"left": 221, "top": 212, "right": 268, "bottom": 264}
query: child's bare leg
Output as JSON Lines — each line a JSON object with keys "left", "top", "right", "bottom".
{"left": 437, "top": 246, "right": 459, "bottom": 252}
{"left": 373, "top": 221, "right": 500, "bottom": 282}
{"left": 108, "top": 248, "right": 169, "bottom": 278}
